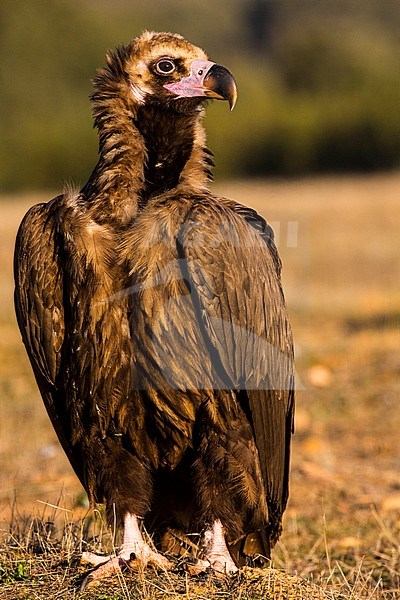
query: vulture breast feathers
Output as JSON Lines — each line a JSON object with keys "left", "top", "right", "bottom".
{"left": 14, "top": 31, "right": 295, "bottom": 581}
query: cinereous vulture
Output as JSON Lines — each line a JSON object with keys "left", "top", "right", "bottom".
{"left": 14, "top": 31, "right": 294, "bottom": 584}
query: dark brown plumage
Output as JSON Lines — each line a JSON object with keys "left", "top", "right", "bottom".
{"left": 14, "top": 31, "right": 294, "bottom": 581}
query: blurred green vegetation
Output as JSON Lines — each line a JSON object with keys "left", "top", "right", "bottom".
{"left": 0, "top": 0, "right": 399, "bottom": 190}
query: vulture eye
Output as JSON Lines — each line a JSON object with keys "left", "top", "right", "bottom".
{"left": 155, "top": 58, "right": 176, "bottom": 76}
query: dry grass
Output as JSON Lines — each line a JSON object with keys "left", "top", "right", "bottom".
{"left": 1, "top": 174, "right": 400, "bottom": 598}
{"left": 0, "top": 510, "right": 332, "bottom": 599}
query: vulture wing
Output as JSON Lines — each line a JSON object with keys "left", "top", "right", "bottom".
{"left": 176, "top": 197, "right": 295, "bottom": 539}
{"left": 14, "top": 200, "right": 85, "bottom": 487}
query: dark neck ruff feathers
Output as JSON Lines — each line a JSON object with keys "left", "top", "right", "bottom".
{"left": 81, "top": 45, "right": 214, "bottom": 225}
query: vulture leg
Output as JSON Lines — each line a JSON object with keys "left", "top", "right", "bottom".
{"left": 189, "top": 520, "right": 238, "bottom": 575}
{"left": 81, "top": 513, "right": 171, "bottom": 589}
{"left": 190, "top": 396, "right": 269, "bottom": 567}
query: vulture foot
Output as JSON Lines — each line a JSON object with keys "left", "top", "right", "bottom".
{"left": 187, "top": 555, "right": 238, "bottom": 576}
{"left": 81, "top": 547, "right": 171, "bottom": 589}
{"left": 80, "top": 513, "right": 171, "bottom": 589}
{"left": 188, "top": 520, "right": 238, "bottom": 576}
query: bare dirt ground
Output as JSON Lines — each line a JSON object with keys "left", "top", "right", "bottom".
{"left": 0, "top": 174, "right": 399, "bottom": 598}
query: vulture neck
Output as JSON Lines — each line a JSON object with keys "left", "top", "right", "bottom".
{"left": 83, "top": 91, "right": 211, "bottom": 225}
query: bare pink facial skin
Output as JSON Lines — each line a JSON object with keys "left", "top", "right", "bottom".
{"left": 163, "top": 59, "right": 216, "bottom": 98}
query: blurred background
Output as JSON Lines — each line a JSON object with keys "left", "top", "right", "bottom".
{"left": 0, "top": 0, "right": 400, "bottom": 595}
{"left": 0, "top": 0, "right": 399, "bottom": 190}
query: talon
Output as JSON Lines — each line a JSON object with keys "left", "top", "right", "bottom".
{"left": 209, "top": 557, "right": 238, "bottom": 575}
{"left": 80, "top": 556, "right": 123, "bottom": 590}
{"left": 186, "top": 558, "right": 211, "bottom": 575}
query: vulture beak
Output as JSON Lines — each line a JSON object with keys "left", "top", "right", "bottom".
{"left": 164, "top": 59, "right": 237, "bottom": 110}
{"left": 203, "top": 64, "right": 238, "bottom": 110}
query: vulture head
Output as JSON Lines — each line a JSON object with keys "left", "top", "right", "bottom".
{"left": 89, "top": 31, "right": 238, "bottom": 210}
{"left": 93, "top": 31, "right": 237, "bottom": 116}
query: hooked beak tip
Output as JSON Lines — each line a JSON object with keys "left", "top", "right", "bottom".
{"left": 203, "top": 64, "right": 237, "bottom": 111}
